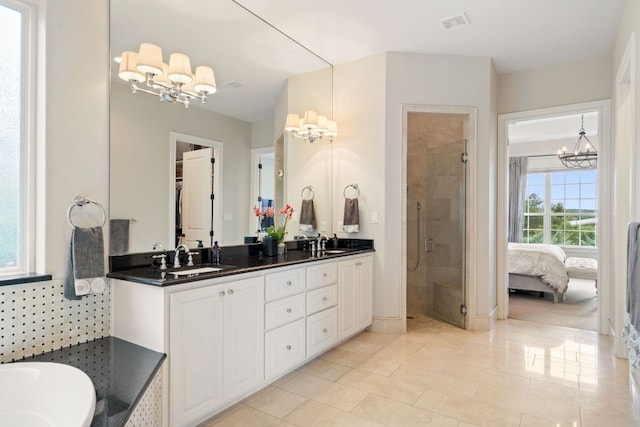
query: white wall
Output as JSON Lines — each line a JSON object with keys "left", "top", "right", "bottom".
{"left": 251, "top": 119, "right": 275, "bottom": 149}
{"left": 498, "top": 55, "right": 612, "bottom": 114}
{"left": 386, "top": 53, "right": 497, "bottom": 328}
{"left": 333, "top": 52, "right": 497, "bottom": 330}
{"left": 283, "top": 68, "right": 333, "bottom": 237}
{"left": 38, "top": 0, "right": 109, "bottom": 278}
{"left": 611, "top": 0, "right": 640, "bottom": 357}
{"left": 333, "top": 53, "right": 387, "bottom": 320}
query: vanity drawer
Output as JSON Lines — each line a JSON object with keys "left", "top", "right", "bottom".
{"left": 265, "top": 268, "right": 305, "bottom": 301}
{"left": 265, "top": 318, "right": 306, "bottom": 380}
{"left": 265, "top": 293, "right": 305, "bottom": 331}
{"left": 306, "top": 262, "right": 337, "bottom": 290}
{"left": 306, "top": 306, "right": 337, "bottom": 358}
{"left": 306, "top": 284, "right": 337, "bottom": 316}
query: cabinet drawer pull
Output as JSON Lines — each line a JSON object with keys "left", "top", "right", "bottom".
{"left": 322, "top": 328, "right": 328, "bottom": 334}
{"left": 286, "top": 308, "right": 292, "bottom": 313}
{"left": 227, "top": 289, "right": 234, "bottom": 295}
{"left": 286, "top": 345, "right": 292, "bottom": 350}
{"left": 219, "top": 291, "right": 225, "bottom": 297}
{"left": 322, "top": 297, "right": 328, "bottom": 302}
{"left": 286, "top": 280, "right": 292, "bottom": 286}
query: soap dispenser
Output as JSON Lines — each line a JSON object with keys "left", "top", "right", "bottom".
{"left": 212, "top": 241, "right": 221, "bottom": 265}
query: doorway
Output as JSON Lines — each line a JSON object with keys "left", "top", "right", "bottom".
{"left": 169, "top": 132, "right": 223, "bottom": 248}
{"left": 497, "top": 100, "right": 611, "bottom": 335}
{"left": 405, "top": 111, "right": 468, "bottom": 329}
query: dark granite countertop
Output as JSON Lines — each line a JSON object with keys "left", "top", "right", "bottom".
{"left": 108, "top": 240, "right": 374, "bottom": 287}
{"left": 24, "top": 337, "right": 165, "bottom": 427}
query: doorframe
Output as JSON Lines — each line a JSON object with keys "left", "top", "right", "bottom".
{"left": 401, "top": 105, "right": 477, "bottom": 331}
{"left": 496, "top": 100, "right": 612, "bottom": 336}
{"left": 250, "top": 147, "right": 275, "bottom": 235}
{"left": 169, "top": 131, "right": 223, "bottom": 248}
{"left": 613, "top": 32, "right": 636, "bottom": 357}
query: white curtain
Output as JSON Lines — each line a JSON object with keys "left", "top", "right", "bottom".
{"left": 508, "top": 157, "right": 528, "bottom": 243}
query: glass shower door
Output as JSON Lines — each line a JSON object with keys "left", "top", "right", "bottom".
{"left": 424, "top": 137, "right": 467, "bottom": 328}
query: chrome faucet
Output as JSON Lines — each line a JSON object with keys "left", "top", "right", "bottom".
{"left": 174, "top": 244, "right": 190, "bottom": 268}
{"left": 318, "top": 235, "right": 329, "bottom": 251}
{"left": 151, "top": 243, "right": 167, "bottom": 270}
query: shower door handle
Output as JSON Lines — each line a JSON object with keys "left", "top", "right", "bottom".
{"left": 425, "top": 237, "right": 434, "bottom": 253}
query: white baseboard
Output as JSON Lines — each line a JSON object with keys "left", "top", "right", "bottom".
{"left": 370, "top": 316, "right": 405, "bottom": 334}
{"left": 466, "top": 306, "right": 497, "bottom": 331}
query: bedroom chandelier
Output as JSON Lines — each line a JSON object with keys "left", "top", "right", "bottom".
{"left": 117, "top": 43, "right": 216, "bottom": 108}
{"left": 557, "top": 114, "right": 597, "bottom": 169}
{"left": 285, "top": 110, "right": 338, "bottom": 143}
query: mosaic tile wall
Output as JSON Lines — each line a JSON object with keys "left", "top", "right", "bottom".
{"left": 125, "top": 366, "right": 164, "bottom": 427}
{"left": 0, "top": 279, "right": 110, "bottom": 363}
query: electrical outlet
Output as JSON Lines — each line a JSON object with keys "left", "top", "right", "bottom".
{"left": 320, "top": 221, "right": 327, "bottom": 232}
{"left": 223, "top": 213, "right": 232, "bottom": 221}
{"left": 338, "top": 221, "right": 344, "bottom": 232}
{"left": 371, "top": 211, "right": 378, "bottom": 223}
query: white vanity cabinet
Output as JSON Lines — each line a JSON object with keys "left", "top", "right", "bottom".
{"left": 338, "top": 254, "right": 373, "bottom": 340}
{"left": 264, "top": 267, "right": 307, "bottom": 380}
{"left": 111, "top": 251, "right": 374, "bottom": 427}
{"left": 306, "top": 261, "right": 338, "bottom": 358}
{"left": 169, "top": 276, "right": 264, "bottom": 427}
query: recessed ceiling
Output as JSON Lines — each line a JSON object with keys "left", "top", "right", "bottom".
{"left": 111, "top": 0, "right": 624, "bottom": 123}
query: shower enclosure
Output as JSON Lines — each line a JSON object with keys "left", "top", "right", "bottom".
{"left": 406, "top": 112, "right": 467, "bottom": 328}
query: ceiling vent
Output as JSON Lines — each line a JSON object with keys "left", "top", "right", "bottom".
{"left": 225, "top": 80, "right": 244, "bottom": 88}
{"left": 441, "top": 13, "right": 470, "bottom": 30}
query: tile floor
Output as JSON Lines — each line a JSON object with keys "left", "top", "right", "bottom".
{"left": 201, "top": 314, "right": 638, "bottom": 426}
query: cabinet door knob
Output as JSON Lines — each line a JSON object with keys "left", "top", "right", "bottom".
{"left": 219, "top": 291, "right": 226, "bottom": 297}
{"left": 322, "top": 328, "right": 328, "bottom": 334}
{"left": 322, "top": 296, "right": 328, "bottom": 302}
{"left": 227, "top": 289, "right": 234, "bottom": 295}
{"left": 286, "top": 308, "right": 292, "bottom": 313}
{"left": 322, "top": 272, "right": 327, "bottom": 278}
{"left": 286, "top": 345, "right": 292, "bottom": 350}
{"left": 286, "top": 280, "right": 292, "bottom": 286}
{"left": 356, "top": 262, "right": 362, "bottom": 266}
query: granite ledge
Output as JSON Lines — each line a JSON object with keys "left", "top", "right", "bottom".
{"left": 22, "top": 336, "right": 165, "bottom": 427}
{"left": 109, "top": 239, "right": 374, "bottom": 287}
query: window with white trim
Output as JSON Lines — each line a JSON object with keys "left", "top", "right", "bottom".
{"left": 0, "top": 0, "right": 35, "bottom": 275}
{"left": 523, "top": 170, "right": 597, "bottom": 247}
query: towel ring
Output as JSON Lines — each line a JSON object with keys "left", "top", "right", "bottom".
{"left": 67, "top": 196, "right": 107, "bottom": 229}
{"left": 301, "top": 185, "right": 315, "bottom": 200}
{"left": 343, "top": 183, "right": 360, "bottom": 198}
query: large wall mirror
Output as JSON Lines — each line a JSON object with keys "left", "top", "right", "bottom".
{"left": 109, "top": 0, "right": 334, "bottom": 254}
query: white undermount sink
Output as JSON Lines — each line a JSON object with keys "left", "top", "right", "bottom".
{"left": 0, "top": 362, "right": 96, "bottom": 427}
{"left": 171, "top": 266, "right": 223, "bottom": 275}
{"left": 324, "top": 250, "right": 347, "bottom": 254}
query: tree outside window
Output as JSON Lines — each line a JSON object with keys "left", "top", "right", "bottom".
{"left": 522, "top": 170, "right": 597, "bottom": 247}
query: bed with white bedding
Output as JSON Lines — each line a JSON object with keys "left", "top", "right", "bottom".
{"left": 507, "top": 243, "right": 570, "bottom": 303}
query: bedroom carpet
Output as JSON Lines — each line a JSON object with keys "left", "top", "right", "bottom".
{"left": 508, "top": 278, "right": 597, "bottom": 331}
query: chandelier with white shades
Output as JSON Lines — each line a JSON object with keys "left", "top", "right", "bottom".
{"left": 118, "top": 43, "right": 216, "bottom": 108}
{"left": 285, "top": 110, "right": 338, "bottom": 143}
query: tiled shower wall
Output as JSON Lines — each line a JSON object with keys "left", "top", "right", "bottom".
{"left": 407, "top": 113, "right": 464, "bottom": 315}
{"left": 0, "top": 279, "right": 110, "bottom": 363}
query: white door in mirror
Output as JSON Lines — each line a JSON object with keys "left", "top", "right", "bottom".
{"left": 0, "top": 362, "right": 96, "bottom": 427}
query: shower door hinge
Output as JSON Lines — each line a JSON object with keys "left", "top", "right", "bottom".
{"left": 460, "top": 305, "right": 468, "bottom": 316}
{"left": 460, "top": 152, "right": 469, "bottom": 163}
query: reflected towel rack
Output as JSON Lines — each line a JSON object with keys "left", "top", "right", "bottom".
{"left": 67, "top": 196, "right": 107, "bottom": 229}
{"left": 301, "top": 185, "right": 314, "bottom": 200}
{"left": 343, "top": 183, "right": 360, "bottom": 198}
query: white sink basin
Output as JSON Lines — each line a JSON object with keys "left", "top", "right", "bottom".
{"left": 325, "top": 250, "right": 347, "bottom": 254}
{"left": 0, "top": 362, "right": 96, "bottom": 427}
{"left": 171, "top": 266, "right": 223, "bottom": 276}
